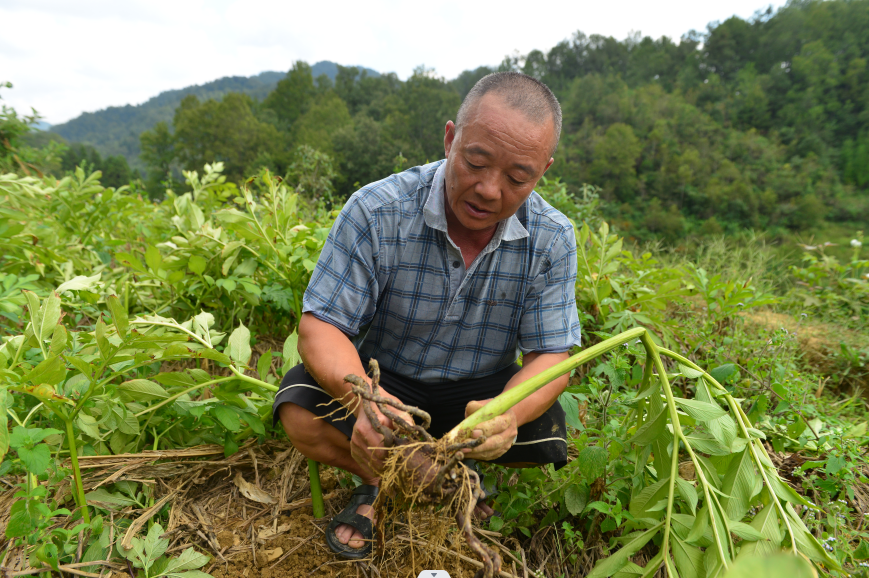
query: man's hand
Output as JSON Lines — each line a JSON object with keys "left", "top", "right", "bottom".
{"left": 349, "top": 388, "right": 413, "bottom": 477}
{"left": 461, "top": 399, "right": 519, "bottom": 461}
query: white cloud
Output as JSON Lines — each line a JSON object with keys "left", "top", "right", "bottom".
{"left": 0, "top": 0, "right": 786, "bottom": 125}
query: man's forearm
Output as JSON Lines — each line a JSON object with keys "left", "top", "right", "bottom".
{"left": 297, "top": 312, "right": 369, "bottom": 409}
{"left": 502, "top": 351, "right": 570, "bottom": 427}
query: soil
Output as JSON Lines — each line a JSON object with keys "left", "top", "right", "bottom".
{"left": 0, "top": 439, "right": 496, "bottom": 578}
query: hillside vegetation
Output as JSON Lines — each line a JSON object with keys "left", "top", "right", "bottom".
{"left": 15, "top": 0, "right": 868, "bottom": 244}
{"left": 44, "top": 62, "right": 379, "bottom": 171}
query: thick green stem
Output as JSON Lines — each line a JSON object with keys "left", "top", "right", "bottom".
{"left": 638, "top": 332, "right": 685, "bottom": 570}
{"left": 656, "top": 347, "right": 798, "bottom": 552}
{"left": 228, "top": 366, "right": 279, "bottom": 392}
{"left": 134, "top": 376, "right": 236, "bottom": 417}
{"left": 64, "top": 417, "right": 90, "bottom": 525}
{"left": 446, "top": 327, "right": 646, "bottom": 441}
{"left": 308, "top": 459, "right": 325, "bottom": 518}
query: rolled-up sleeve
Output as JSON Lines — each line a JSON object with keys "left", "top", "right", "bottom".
{"left": 517, "top": 226, "right": 582, "bottom": 354}
{"left": 302, "top": 195, "right": 380, "bottom": 336}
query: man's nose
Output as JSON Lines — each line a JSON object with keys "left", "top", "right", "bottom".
{"left": 475, "top": 170, "right": 500, "bottom": 201}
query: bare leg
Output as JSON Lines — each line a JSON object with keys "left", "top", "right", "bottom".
{"left": 278, "top": 403, "right": 376, "bottom": 549}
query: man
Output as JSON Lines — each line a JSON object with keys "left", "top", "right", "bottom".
{"left": 273, "top": 72, "right": 582, "bottom": 558}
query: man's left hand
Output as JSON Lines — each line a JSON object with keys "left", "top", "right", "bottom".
{"left": 461, "top": 399, "right": 518, "bottom": 461}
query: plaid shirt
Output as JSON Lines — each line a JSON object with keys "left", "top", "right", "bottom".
{"left": 303, "top": 160, "right": 582, "bottom": 382}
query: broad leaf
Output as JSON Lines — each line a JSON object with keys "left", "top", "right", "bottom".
{"left": 282, "top": 331, "right": 300, "bottom": 373}
{"left": 587, "top": 523, "right": 662, "bottom": 578}
{"left": 106, "top": 295, "right": 129, "bottom": 336}
{"left": 629, "top": 407, "right": 667, "bottom": 446}
{"left": 578, "top": 445, "right": 607, "bottom": 480}
{"left": 212, "top": 405, "right": 241, "bottom": 431}
{"left": 227, "top": 323, "right": 251, "bottom": 366}
{"left": 674, "top": 398, "right": 727, "bottom": 422}
{"left": 18, "top": 443, "right": 51, "bottom": 475}
{"left": 721, "top": 448, "right": 756, "bottom": 521}
{"left": 672, "top": 535, "right": 705, "bottom": 578}
{"left": 119, "top": 379, "right": 169, "bottom": 401}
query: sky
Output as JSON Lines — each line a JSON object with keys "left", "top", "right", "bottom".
{"left": 1, "top": 0, "right": 788, "bottom": 126}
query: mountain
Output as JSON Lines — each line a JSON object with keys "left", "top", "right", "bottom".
{"left": 50, "top": 61, "right": 379, "bottom": 170}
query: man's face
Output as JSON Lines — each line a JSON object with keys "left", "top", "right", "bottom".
{"left": 443, "top": 93, "right": 555, "bottom": 233}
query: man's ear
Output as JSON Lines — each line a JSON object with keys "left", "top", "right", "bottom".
{"left": 543, "top": 157, "right": 555, "bottom": 174}
{"left": 444, "top": 120, "right": 457, "bottom": 158}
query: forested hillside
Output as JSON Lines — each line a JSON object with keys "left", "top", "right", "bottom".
{"left": 20, "top": 0, "right": 869, "bottom": 241}
{"left": 48, "top": 62, "right": 378, "bottom": 170}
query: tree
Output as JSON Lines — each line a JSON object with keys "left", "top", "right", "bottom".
{"left": 140, "top": 121, "right": 176, "bottom": 192}
{"left": 173, "top": 93, "right": 280, "bottom": 182}
{"left": 590, "top": 123, "right": 642, "bottom": 202}
{"left": 290, "top": 91, "right": 352, "bottom": 158}
{"left": 263, "top": 61, "right": 315, "bottom": 130}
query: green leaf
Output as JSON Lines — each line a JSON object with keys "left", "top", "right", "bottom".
{"left": 85, "top": 488, "right": 138, "bottom": 508}
{"left": 728, "top": 521, "right": 764, "bottom": 542}
{"left": 679, "top": 364, "right": 704, "bottom": 379}
{"left": 587, "top": 523, "right": 662, "bottom": 578}
{"left": 629, "top": 407, "right": 667, "bottom": 446}
{"left": 281, "top": 331, "right": 300, "bottom": 373}
{"left": 672, "top": 535, "right": 704, "bottom": 578}
{"left": 212, "top": 405, "right": 240, "bottom": 431}
{"left": 629, "top": 477, "right": 670, "bottom": 519}
{"left": 106, "top": 295, "right": 129, "bottom": 336}
{"left": 6, "top": 500, "right": 36, "bottom": 538}
{"left": 164, "top": 548, "right": 211, "bottom": 573}
{"left": 674, "top": 398, "right": 727, "bottom": 422}
{"left": 145, "top": 245, "right": 163, "bottom": 272}
{"left": 785, "top": 503, "right": 841, "bottom": 569}
{"left": 76, "top": 413, "right": 101, "bottom": 439}
{"left": 119, "top": 379, "right": 169, "bottom": 401}
{"left": 95, "top": 317, "right": 112, "bottom": 360}
{"left": 708, "top": 364, "right": 736, "bottom": 384}
{"left": 49, "top": 324, "right": 68, "bottom": 357}
{"left": 188, "top": 256, "right": 207, "bottom": 275}
{"left": 767, "top": 470, "right": 813, "bottom": 508}
{"left": 736, "top": 499, "right": 782, "bottom": 558}
{"left": 675, "top": 477, "right": 698, "bottom": 516}
{"left": 65, "top": 354, "right": 94, "bottom": 379}
{"left": 721, "top": 448, "right": 756, "bottom": 522}
{"left": 18, "top": 443, "right": 51, "bottom": 475}
{"left": 0, "top": 390, "right": 7, "bottom": 463}
{"left": 198, "top": 349, "right": 233, "bottom": 365}
{"left": 56, "top": 274, "right": 102, "bottom": 294}
{"left": 722, "top": 552, "right": 816, "bottom": 578}
{"left": 257, "top": 349, "right": 272, "bottom": 382}
{"left": 578, "top": 445, "right": 607, "bottom": 480}
{"left": 565, "top": 483, "right": 589, "bottom": 515}
{"left": 165, "top": 571, "right": 214, "bottom": 578}
{"left": 25, "top": 355, "right": 67, "bottom": 386}
{"left": 686, "top": 505, "right": 709, "bottom": 544}
{"left": 227, "top": 323, "right": 251, "bottom": 366}
{"left": 708, "top": 414, "right": 738, "bottom": 449}
{"left": 36, "top": 291, "right": 61, "bottom": 341}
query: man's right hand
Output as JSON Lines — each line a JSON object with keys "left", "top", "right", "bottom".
{"left": 349, "top": 388, "right": 413, "bottom": 477}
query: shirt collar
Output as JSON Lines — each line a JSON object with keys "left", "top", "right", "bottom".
{"left": 423, "top": 160, "right": 529, "bottom": 243}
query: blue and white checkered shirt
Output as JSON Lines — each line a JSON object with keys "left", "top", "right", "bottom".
{"left": 303, "top": 160, "right": 582, "bottom": 382}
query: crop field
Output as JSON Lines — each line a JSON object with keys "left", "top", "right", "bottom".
{"left": 1, "top": 164, "right": 868, "bottom": 578}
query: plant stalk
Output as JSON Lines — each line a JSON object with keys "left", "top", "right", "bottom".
{"left": 446, "top": 327, "right": 646, "bottom": 442}
{"left": 64, "top": 417, "right": 90, "bottom": 525}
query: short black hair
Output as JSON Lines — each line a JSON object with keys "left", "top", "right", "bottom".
{"left": 455, "top": 71, "right": 562, "bottom": 155}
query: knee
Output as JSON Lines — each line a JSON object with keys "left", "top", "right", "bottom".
{"left": 278, "top": 403, "right": 326, "bottom": 447}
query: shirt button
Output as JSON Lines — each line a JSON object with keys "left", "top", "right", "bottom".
{"left": 452, "top": 260, "right": 461, "bottom": 269}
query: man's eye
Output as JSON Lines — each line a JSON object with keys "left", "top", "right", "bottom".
{"left": 467, "top": 161, "right": 483, "bottom": 170}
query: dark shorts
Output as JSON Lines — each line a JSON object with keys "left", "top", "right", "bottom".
{"left": 272, "top": 362, "right": 568, "bottom": 469}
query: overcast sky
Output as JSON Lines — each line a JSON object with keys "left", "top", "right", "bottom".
{"left": 1, "top": 0, "right": 787, "bottom": 126}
